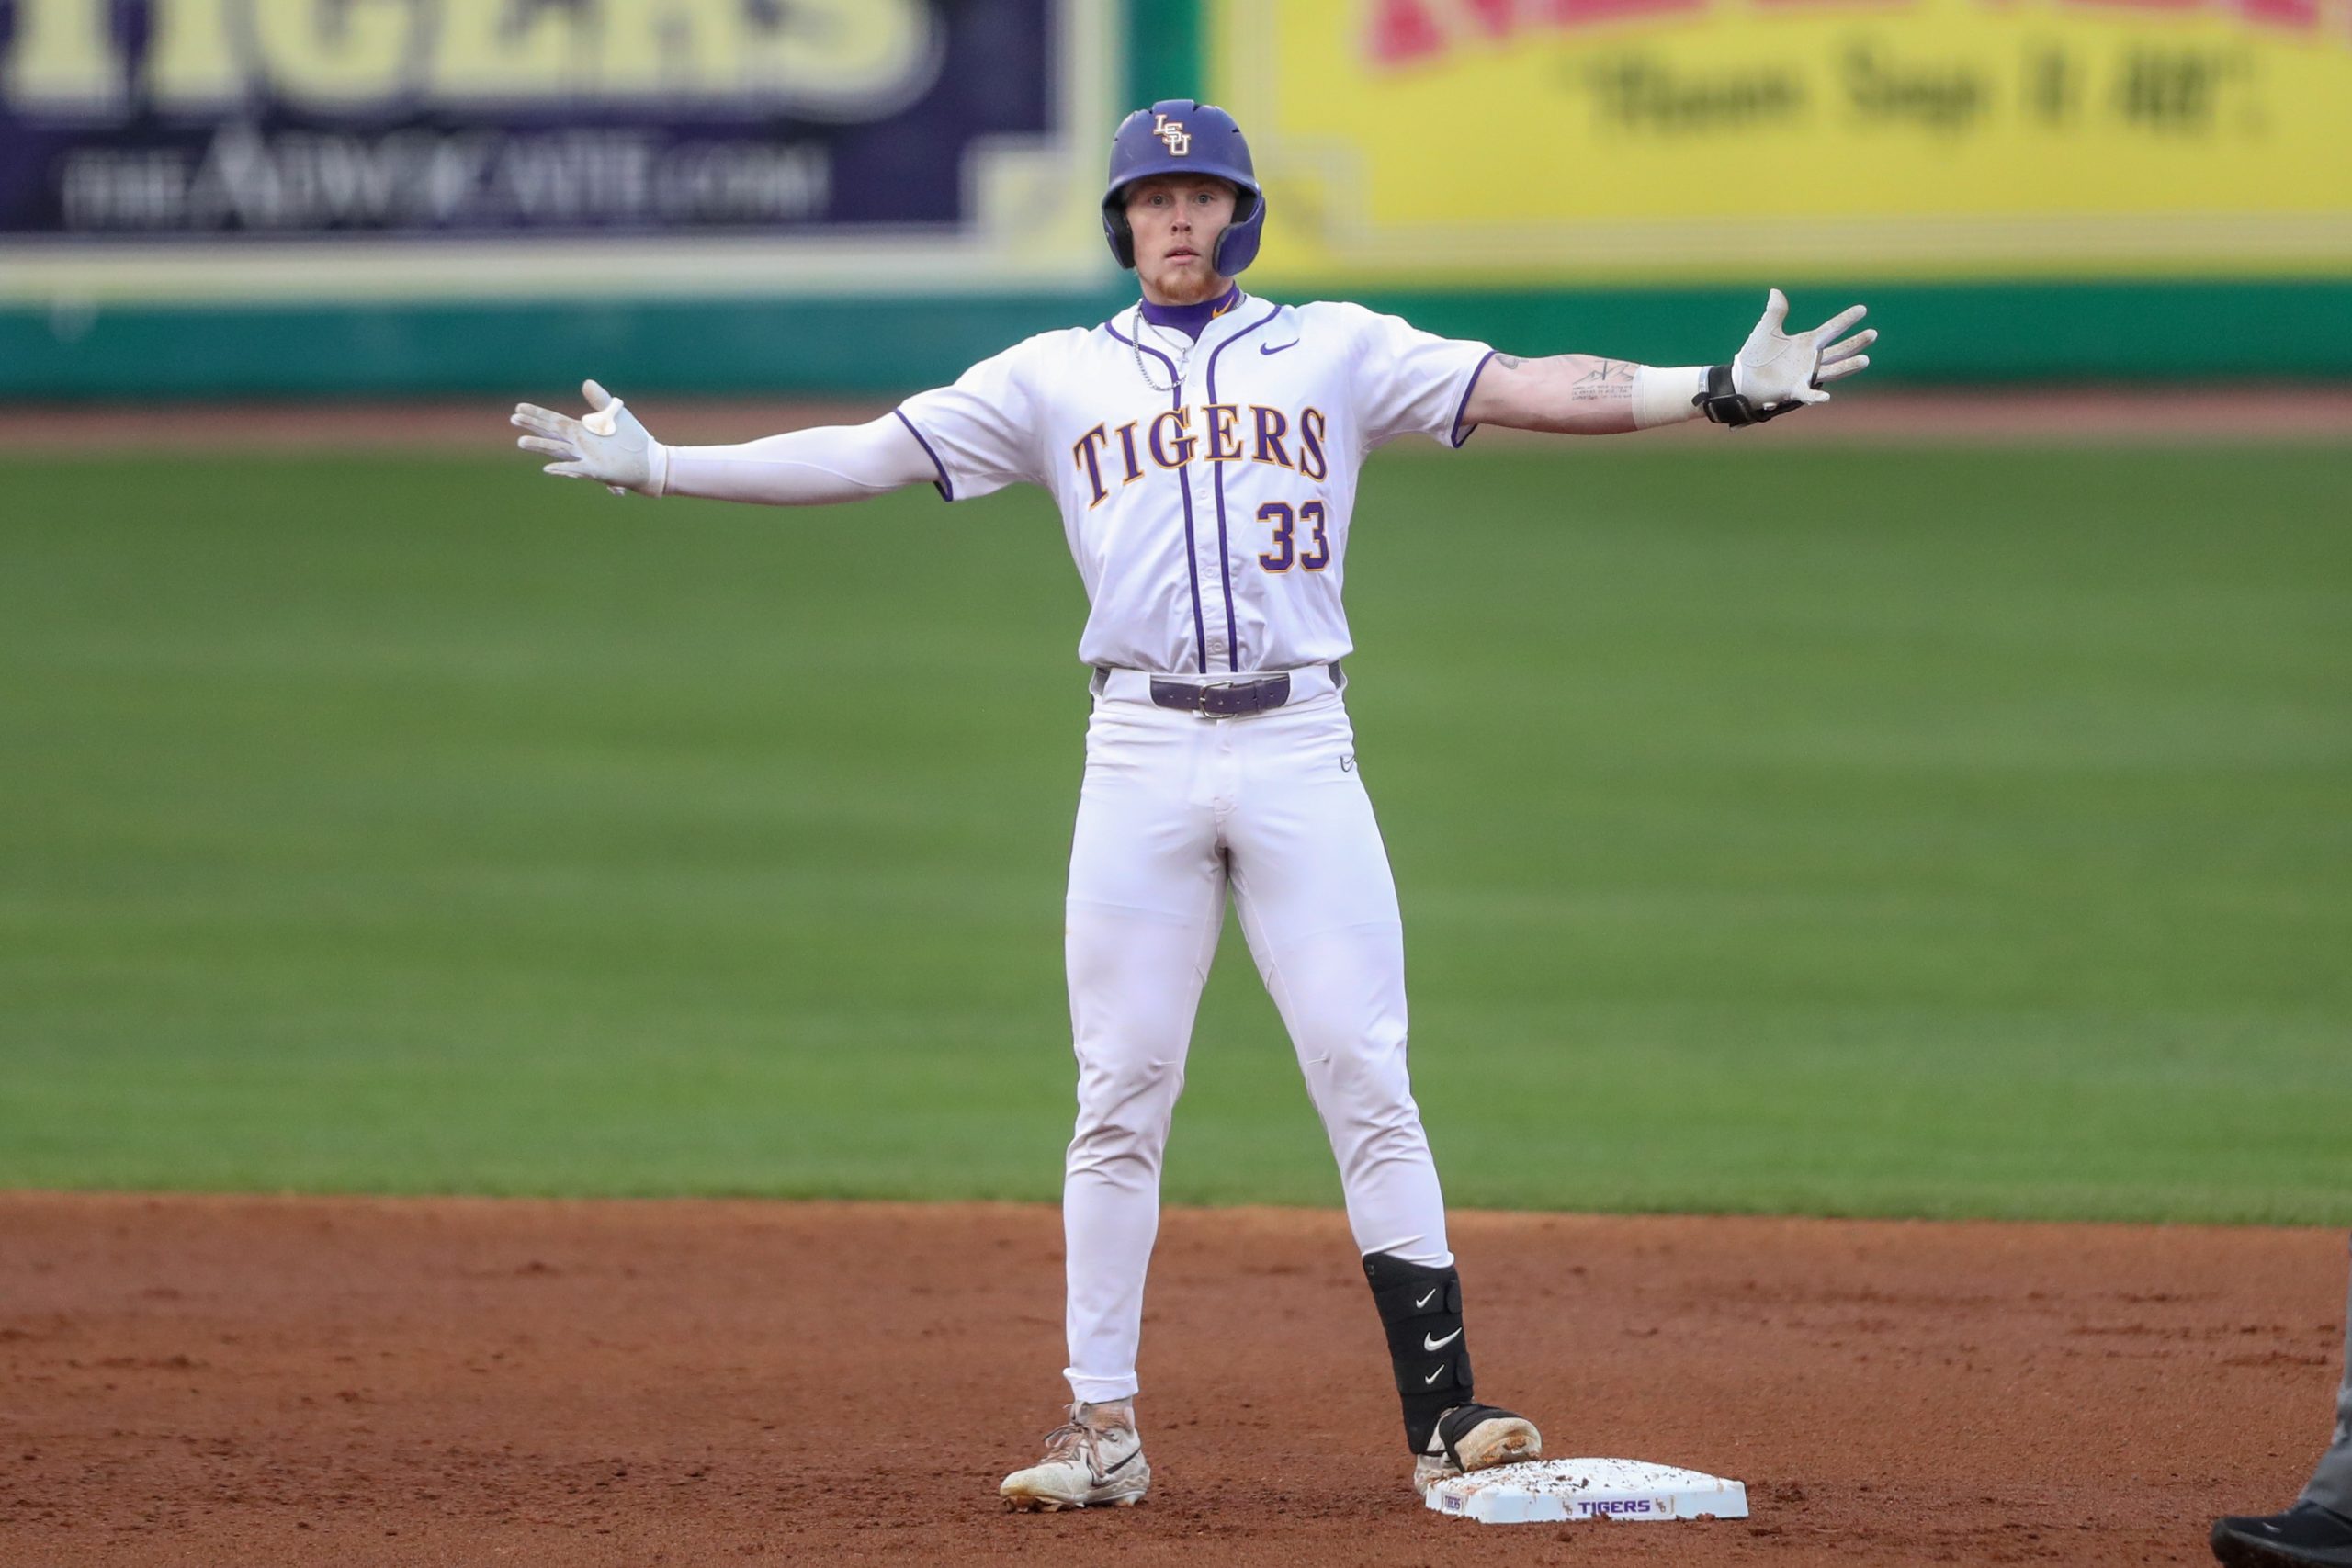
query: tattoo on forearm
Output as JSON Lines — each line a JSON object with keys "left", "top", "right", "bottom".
{"left": 1565, "top": 355, "right": 1637, "bottom": 407}
{"left": 1566, "top": 359, "right": 1630, "bottom": 401}
{"left": 1490, "top": 351, "right": 1645, "bottom": 428}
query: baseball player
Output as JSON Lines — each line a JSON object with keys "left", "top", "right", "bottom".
{"left": 2211, "top": 1235, "right": 2352, "bottom": 1567}
{"left": 512, "top": 99, "right": 1875, "bottom": 1511}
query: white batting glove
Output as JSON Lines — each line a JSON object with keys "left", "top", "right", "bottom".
{"left": 511, "top": 380, "right": 670, "bottom": 497}
{"left": 1731, "top": 289, "right": 1875, "bottom": 410}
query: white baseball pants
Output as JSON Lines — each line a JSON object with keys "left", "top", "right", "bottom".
{"left": 1059, "top": 684, "right": 1453, "bottom": 1404}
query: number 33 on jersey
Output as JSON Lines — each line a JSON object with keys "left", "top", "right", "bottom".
{"left": 896, "top": 299, "right": 1495, "bottom": 678}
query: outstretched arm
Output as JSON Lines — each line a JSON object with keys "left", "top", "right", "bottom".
{"left": 511, "top": 381, "right": 938, "bottom": 503}
{"left": 1463, "top": 290, "right": 1875, "bottom": 436}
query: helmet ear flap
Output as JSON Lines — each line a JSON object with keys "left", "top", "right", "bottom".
{"left": 1211, "top": 188, "right": 1266, "bottom": 277}
{"left": 1102, "top": 200, "right": 1137, "bottom": 269}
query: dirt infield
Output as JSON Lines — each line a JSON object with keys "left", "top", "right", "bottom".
{"left": 2, "top": 386, "right": 2347, "bottom": 452}
{"left": 0, "top": 1196, "right": 2340, "bottom": 1567}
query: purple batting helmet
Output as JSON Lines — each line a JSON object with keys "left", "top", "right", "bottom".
{"left": 1102, "top": 98, "right": 1265, "bottom": 276}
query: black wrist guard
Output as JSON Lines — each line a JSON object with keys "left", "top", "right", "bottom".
{"left": 1363, "top": 1250, "right": 1474, "bottom": 1452}
{"left": 1695, "top": 362, "right": 1801, "bottom": 427}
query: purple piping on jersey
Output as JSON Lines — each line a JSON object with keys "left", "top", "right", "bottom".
{"left": 892, "top": 409, "right": 954, "bottom": 501}
{"left": 1448, "top": 350, "right": 1500, "bottom": 450}
{"left": 1102, "top": 315, "right": 1211, "bottom": 673}
{"left": 1204, "top": 301, "right": 1284, "bottom": 673}
{"left": 1137, "top": 283, "right": 1242, "bottom": 342}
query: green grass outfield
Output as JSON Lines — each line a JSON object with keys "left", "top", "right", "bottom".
{"left": 3, "top": 444, "right": 2346, "bottom": 1224}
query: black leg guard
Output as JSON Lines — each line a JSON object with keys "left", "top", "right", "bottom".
{"left": 1363, "top": 1250, "right": 1474, "bottom": 1453}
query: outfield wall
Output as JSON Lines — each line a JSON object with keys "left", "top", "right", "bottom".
{"left": 0, "top": 0, "right": 2344, "bottom": 398}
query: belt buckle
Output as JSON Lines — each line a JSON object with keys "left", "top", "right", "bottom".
{"left": 1194, "top": 679, "right": 1242, "bottom": 717}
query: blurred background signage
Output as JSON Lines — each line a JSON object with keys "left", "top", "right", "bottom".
{"left": 0, "top": 0, "right": 1116, "bottom": 299}
{"left": 1214, "top": 0, "right": 2352, "bottom": 284}
{"left": 2, "top": 0, "right": 2344, "bottom": 388}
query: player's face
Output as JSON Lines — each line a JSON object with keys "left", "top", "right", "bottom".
{"left": 1125, "top": 177, "right": 1238, "bottom": 306}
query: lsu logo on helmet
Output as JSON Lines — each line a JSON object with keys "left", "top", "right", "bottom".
{"left": 1102, "top": 99, "right": 1265, "bottom": 275}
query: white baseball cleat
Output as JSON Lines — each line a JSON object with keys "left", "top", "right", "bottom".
{"left": 1412, "top": 1402, "right": 1543, "bottom": 1495}
{"left": 1000, "top": 1400, "right": 1150, "bottom": 1511}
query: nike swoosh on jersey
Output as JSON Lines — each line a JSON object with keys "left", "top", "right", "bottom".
{"left": 1260, "top": 340, "right": 1300, "bottom": 355}
{"left": 1423, "top": 1327, "right": 1463, "bottom": 1350}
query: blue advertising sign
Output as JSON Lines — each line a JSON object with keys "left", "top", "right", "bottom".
{"left": 0, "top": 0, "right": 1116, "bottom": 299}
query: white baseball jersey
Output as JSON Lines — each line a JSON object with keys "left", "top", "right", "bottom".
{"left": 894, "top": 297, "right": 1496, "bottom": 675}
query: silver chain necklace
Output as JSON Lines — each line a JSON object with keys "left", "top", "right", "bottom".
{"left": 1127, "top": 307, "right": 1184, "bottom": 396}
{"left": 1127, "top": 292, "right": 1242, "bottom": 396}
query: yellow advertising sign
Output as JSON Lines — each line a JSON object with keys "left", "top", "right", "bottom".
{"left": 1210, "top": 0, "right": 2352, "bottom": 281}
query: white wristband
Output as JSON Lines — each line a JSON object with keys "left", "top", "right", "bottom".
{"left": 1632, "top": 366, "right": 1709, "bottom": 431}
{"left": 645, "top": 441, "right": 671, "bottom": 498}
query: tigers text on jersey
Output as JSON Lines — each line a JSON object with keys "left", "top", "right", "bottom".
{"left": 894, "top": 298, "right": 1495, "bottom": 676}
